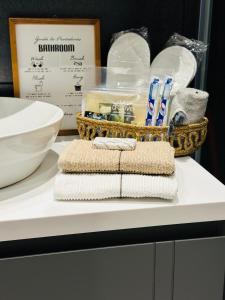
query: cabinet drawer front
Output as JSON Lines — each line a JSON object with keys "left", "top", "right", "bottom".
{"left": 155, "top": 241, "right": 174, "bottom": 300}
{"left": 0, "top": 243, "right": 154, "bottom": 300}
{"left": 173, "top": 237, "right": 225, "bottom": 300}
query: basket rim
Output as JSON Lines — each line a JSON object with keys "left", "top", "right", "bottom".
{"left": 76, "top": 112, "right": 208, "bottom": 131}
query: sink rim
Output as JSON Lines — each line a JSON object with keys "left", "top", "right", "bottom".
{"left": 0, "top": 97, "right": 64, "bottom": 140}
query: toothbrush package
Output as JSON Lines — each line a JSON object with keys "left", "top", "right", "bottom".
{"left": 145, "top": 76, "right": 174, "bottom": 127}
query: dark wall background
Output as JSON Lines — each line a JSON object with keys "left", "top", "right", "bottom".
{"left": 0, "top": 0, "right": 200, "bottom": 95}
{"left": 201, "top": 1, "right": 225, "bottom": 184}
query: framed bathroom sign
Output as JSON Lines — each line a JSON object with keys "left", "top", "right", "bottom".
{"left": 9, "top": 18, "right": 101, "bottom": 135}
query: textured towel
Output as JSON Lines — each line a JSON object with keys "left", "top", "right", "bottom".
{"left": 58, "top": 140, "right": 120, "bottom": 173}
{"left": 122, "top": 174, "right": 177, "bottom": 199}
{"left": 54, "top": 173, "right": 121, "bottom": 200}
{"left": 93, "top": 137, "right": 136, "bottom": 151}
{"left": 58, "top": 140, "right": 175, "bottom": 175}
{"left": 54, "top": 173, "right": 178, "bottom": 200}
{"left": 169, "top": 88, "right": 209, "bottom": 124}
{"left": 120, "top": 142, "right": 175, "bottom": 175}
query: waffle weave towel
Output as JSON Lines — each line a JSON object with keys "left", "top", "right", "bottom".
{"left": 58, "top": 140, "right": 120, "bottom": 173}
{"left": 58, "top": 140, "right": 175, "bottom": 175}
{"left": 92, "top": 137, "right": 136, "bottom": 150}
{"left": 54, "top": 173, "right": 120, "bottom": 200}
{"left": 54, "top": 173, "right": 178, "bottom": 201}
{"left": 120, "top": 142, "right": 175, "bottom": 174}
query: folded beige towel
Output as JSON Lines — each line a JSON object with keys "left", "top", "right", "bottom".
{"left": 120, "top": 142, "right": 175, "bottom": 175}
{"left": 58, "top": 140, "right": 175, "bottom": 175}
{"left": 58, "top": 140, "right": 120, "bottom": 173}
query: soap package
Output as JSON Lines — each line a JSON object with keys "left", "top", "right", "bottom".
{"left": 82, "top": 67, "right": 150, "bottom": 126}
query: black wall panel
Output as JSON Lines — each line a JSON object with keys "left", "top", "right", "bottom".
{"left": 201, "top": 1, "right": 225, "bottom": 184}
{"left": 0, "top": 0, "right": 200, "bottom": 95}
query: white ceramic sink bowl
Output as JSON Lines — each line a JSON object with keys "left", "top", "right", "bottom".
{"left": 0, "top": 97, "right": 64, "bottom": 188}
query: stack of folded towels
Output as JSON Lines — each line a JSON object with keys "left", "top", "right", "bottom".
{"left": 54, "top": 137, "right": 178, "bottom": 200}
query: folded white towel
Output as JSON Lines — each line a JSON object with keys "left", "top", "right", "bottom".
{"left": 92, "top": 137, "right": 136, "bottom": 151}
{"left": 54, "top": 173, "right": 177, "bottom": 201}
{"left": 122, "top": 174, "right": 177, "bottom": 200}
{"left": 54, "top": 173, "right": 121, "bottom": 200}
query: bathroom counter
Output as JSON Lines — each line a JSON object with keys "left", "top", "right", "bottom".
{"left": 0, "top": 140, "right": 224, "bottom": 242}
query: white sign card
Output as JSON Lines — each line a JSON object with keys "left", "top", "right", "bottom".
{"left": 9, "top": 18, "right": 101, "bottom": 134}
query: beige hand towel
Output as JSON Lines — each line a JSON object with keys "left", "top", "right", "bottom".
{"left": 58, "top": 140, "right": 120, "bottom": 173}
{"left": 120, "top": 142, "right": 175, "bottom": 175}
{"left": 58, "top": 140, "right": 175, "bottom": 175}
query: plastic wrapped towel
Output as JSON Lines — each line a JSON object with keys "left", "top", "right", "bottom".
{"left": 169, "top": 88, "right": 209, "bottom": 124}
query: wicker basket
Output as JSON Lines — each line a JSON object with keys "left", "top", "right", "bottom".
{"left": 77, "top": 113, "right": 208, "bottom": 157}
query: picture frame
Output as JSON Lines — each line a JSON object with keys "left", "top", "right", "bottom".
{"left": 9, "top": 18, "right": 101, "bottom": 135}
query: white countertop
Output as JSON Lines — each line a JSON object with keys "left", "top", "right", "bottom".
{"left": 0, "top": 140, "right": 224, "bottom": 242}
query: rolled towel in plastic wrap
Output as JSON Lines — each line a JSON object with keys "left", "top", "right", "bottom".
{"left": 93, "top": 137, "right": 136, "bottom": 150}
{"left": 169, "top": 88, "right": 209, "bottom": 125}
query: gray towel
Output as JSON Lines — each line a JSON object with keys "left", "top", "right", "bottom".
{"left": 169, "top": 88, "right": 209, "bottom": 124}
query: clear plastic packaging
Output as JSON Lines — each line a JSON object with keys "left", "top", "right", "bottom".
{"left": 165, "top": 33, "right": 208, "bottom": 65}
{"left": 107, "top": 27, "right": 151, "bottom": 71}
{"left": 82, "top": 67, "right": 150, "bottom": 126}
{"left": 110, "top": 26, "right": 150, "bottom": 47}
